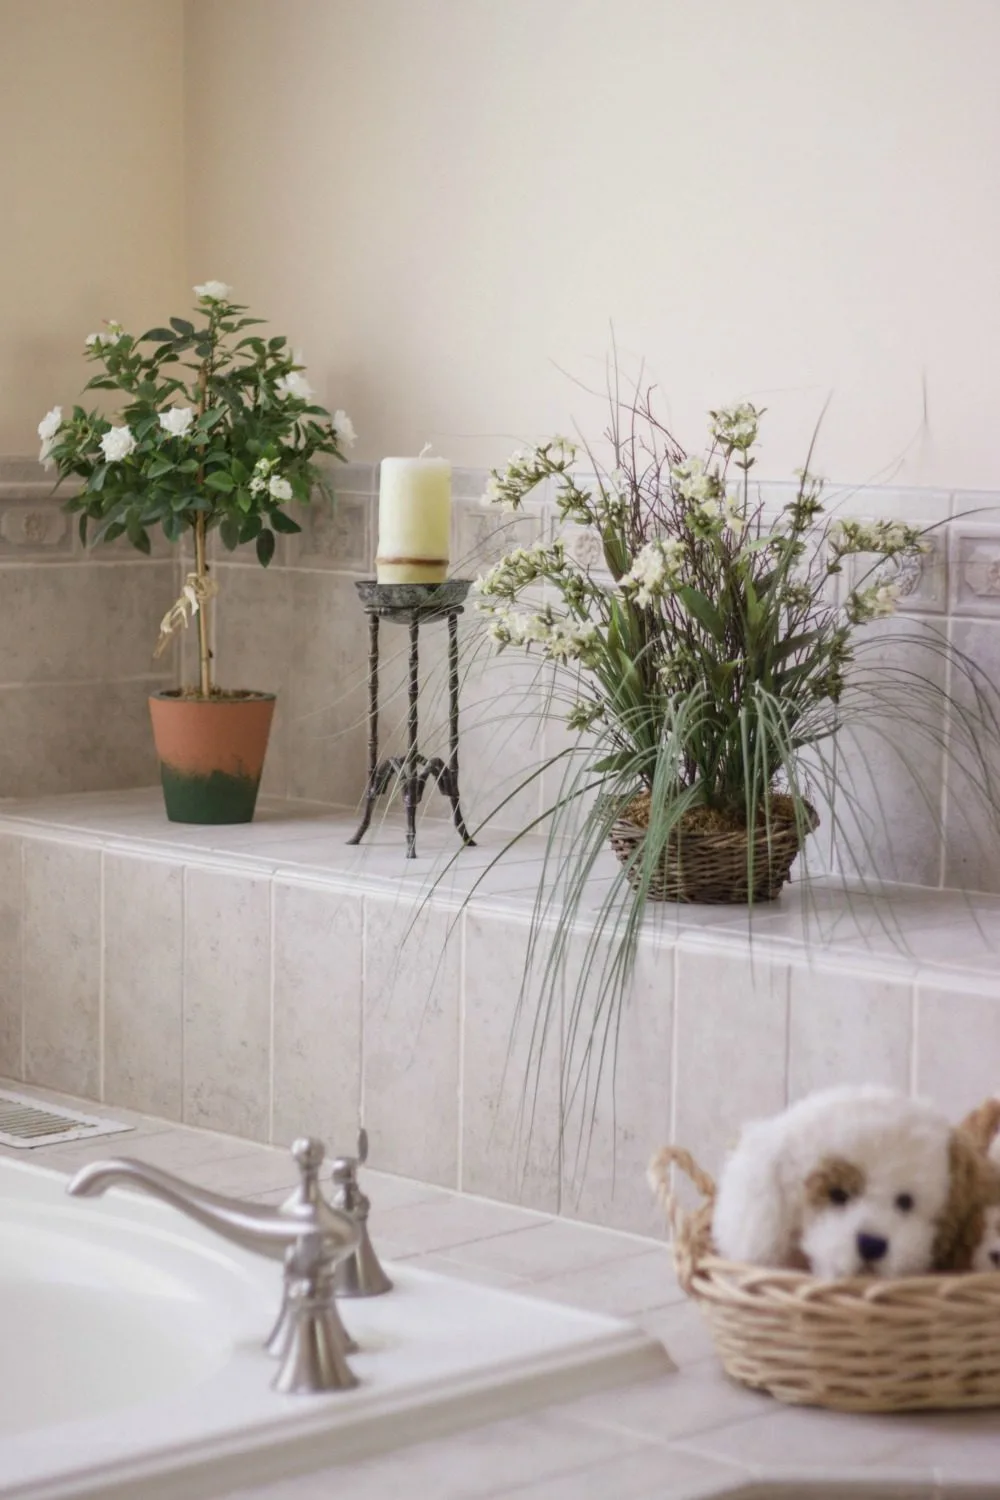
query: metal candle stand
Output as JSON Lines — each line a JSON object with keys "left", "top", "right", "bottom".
{"left": 347, "top": 579, "right": 476, "bottom": 859}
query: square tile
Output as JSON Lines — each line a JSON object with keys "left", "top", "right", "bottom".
{"left": 22, "top": 841, "right": 101, "bottom": 1097}
{"left": 362, "top": 894, "right": 461, "bottom": 1185}
{"left": 673, "top": 946, "right": 789, "bottom": 1182}
{"left": 183, "top": 867, "right": 271, "bottom": 1140}
{"left": 915, "top": 980, "right": 1000, "bottom": 1119}
{"left": 787, "top": 961, "right": 912, "bottom": 1099}
{"left": 943, "top": 618, "right": 1000, "bottom": 892}
{"left": 103, "top": 852, "right": 183, "bottom": 1120}
{"left": 951, "top": 526, "right": 1000, "bottom": 616}
{"left": 0, "top": 836, "right": 22, "bottom": 1080}
{"left": 271, "top": 878, "right": 363, "bottom": 1149}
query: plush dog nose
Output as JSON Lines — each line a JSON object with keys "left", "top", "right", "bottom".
{"left": 857, "top": 1232, "right": 888, "bottom": 1263}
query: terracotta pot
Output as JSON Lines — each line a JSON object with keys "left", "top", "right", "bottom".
{"left": 148, "top": 690, "right": 276, "bottom": 824}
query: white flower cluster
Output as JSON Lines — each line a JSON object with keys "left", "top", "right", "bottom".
{"left": 248, "top": 455, "right": 293, "bottom": 500}
{"left": 100, "top": 425, "right": 136, "bottom": 463}
{"left": 846, "top": 581, "right": 901, "bottom": 624}
{"left": 710, "top": 402, "right": 761, "bottom": 452}
{"left": 621, "top": 537, "right": 686, "bottom": 607}
{"left": 486, "top": 605, "right": 600, "bottom": 667}
{"left": 193, "top": 280, "right": 233, "bottom": 301}
{"left": 275, "top": 370, "right": 315, "bottom": 403}
{"left": 158, "top": 406, "right": 194, "bottom": 439}
{"left": 37, "top": 406, "right": 62, "bottom": 469}
{"left": 332, "top": 408, "right": 357, "bottom": 449}
{"left": 476, "top": 540, "right": 567, "bottom": 600}
{"left": 829, "top": 518, "right": 929, "bottom": 559}
{"left": 484, "top": 436, "right": 579, "bottom": 512}
{"left": 84, "top": 320, "right": 124, "bottom": 349}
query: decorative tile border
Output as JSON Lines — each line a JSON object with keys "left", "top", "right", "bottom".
{"left": 951, "top": 527, "right": 1000, "bottom": 616}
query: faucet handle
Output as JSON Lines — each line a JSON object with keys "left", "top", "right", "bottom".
{"left": 329, "top": 1127, "right": 392, "bottom": 1298}
{"left": 291, "top": 1136, "right": 326, "bottom": 1193}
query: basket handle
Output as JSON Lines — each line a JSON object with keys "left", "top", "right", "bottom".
{"left": 648, "top": 1145, "right": 717, "bottom": 1292}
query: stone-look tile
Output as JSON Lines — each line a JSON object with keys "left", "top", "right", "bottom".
{"left": 363, "top": 895, "right": 461, "bottom": 1184}
{"left": 452, "top": 500, "right": 544, "bottom": 575}
{"left": 286, "top": 489, "right": 373, "bottom": 572}
{"left": 22, "top": 842, "right": 101, "bottom": 1098}
{"left": 450, "top": 632, "right": 548, "bottom": 834}
{"left": 285, "top": 570, "right": 370, "bottom": 808}
{"left": 832, "top": 618, "right": 947, "bottom": 886}
{"left": 442, "top": 1216, "right": 648, "bottom": 1279}
{"left": 845, "top": 530, "right": 948, "bottom": 615}
{"left": 271, "top": 879, "right": 363, "bottom": 1149}
{"left": 560, "top": 1361, "right": 770, "bottom": 1442}
{"left": 183, "top": 867, "right": 271, "bottom": 1141}
{"left": 678, "top": 1402, "right": 934, "bottom": 1473}
{"left": 562, "top": 933, "right": 674, "bottom": 1237}
{"left": 673, "top": 946, "right": 789, "bottom": 1182}
{"left": 0, "top": 561, "right": 175, "bottom": 683}
{"left": 915, "top": 980, "right": 1000, "bottom": 1119}
{"left": 526, "top": 1246, "right": 681, "bottom": 1318}
{"left": 373, "top": 1193, "right": 542, "bottom": 1256}
{"left": 103, "top": 853, "right": 183, "bottom": 1120}
{"left": 0, "top": 498, "right": 73, "bottom": 558}
{"left": 0, "top": 837, "right": 22, "bottom": 1080}
{"left": 787, "top": 961, "right": 912, "bottom": 1100}
{"left": 485, "top": 1443, "right": 748, "bottom": 1500}
{"left": 461, "top": 910, "right": 561, "bottom": 1211}
{"left": 943, "top": 618, "right": 1000, "bottom": 893}
{"left": 212, "top": 562, "right": 294, "bottom": 798}
{"left": 951, "top": 525, "right": 1000, "bottom": 616}
{"left": 0, "top": 679, "right": 163, "bottom": 798}
{"left": 638, "top": 1297, "right": 717, "bottom": 1368}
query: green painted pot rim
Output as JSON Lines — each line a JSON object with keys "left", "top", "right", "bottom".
{"left": 150, "top": 690, "right": 277, "bottom": 704}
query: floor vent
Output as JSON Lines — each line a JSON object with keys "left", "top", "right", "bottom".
{"left": 0, "top": 1090, "right": 133, "bottom": 1149}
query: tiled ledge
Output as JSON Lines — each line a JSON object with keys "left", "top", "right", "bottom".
{"left": 7, "top": 1077, "right": 1000, "bottom": 1500}
{"left": 0, "top": 789, "right": 998, "bottom": 1243}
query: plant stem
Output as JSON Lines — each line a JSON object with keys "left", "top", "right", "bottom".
{"left": 194, "top": 513, "right": 212, "bottom": 697}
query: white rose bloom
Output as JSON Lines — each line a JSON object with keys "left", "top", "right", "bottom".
{"left": 100, "top": 425, "right": 137, "bottom": 463}
{"left": 194, "top": 280, "right": 232, "bottom": 301}
{"left": 333, "top": 409, "right": 357, "bottom": 449}
{"left": 158, "top": 406, "right": 195, "bottom": 438}
{"left": 37, "top": 406, "right": 62, "bottom": 442}
{"left": 275, "top": 371, "right": 315, "bottom": 402}
{"left": 268, "top": 475, "right": 293, "bottom": 501}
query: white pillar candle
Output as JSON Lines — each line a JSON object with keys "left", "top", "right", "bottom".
{"left": 376, "top": 456, "right": 451, "bottom": 584}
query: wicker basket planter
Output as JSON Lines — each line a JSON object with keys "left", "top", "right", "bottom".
{"left": 649, "top": 1146, "right": 1000, "bottom": 1413}
{"left": 610, "top": 799, "right": 818, "bottom": 904}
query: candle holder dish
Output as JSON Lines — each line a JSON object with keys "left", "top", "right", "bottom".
{"left": 347, "top": 580, "right": 476, "bottom": 858}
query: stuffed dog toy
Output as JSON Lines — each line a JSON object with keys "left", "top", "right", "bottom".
{"left": 713, "top": 1085, "right": 1000, "bottom": 1279}
{"left": 960, "top": 1095, "right": 1000, "bottom": 1272}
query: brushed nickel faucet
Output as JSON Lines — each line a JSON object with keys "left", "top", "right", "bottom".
{"left": 330, "top": 1129, "right": 393, "bottom": 1298}
{"left": 66, "top": 1136, "right": 362, "bottom": 1394}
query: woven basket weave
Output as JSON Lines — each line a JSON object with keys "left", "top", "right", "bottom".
{"left": 649, "top": 1146, "right": 1000, "bottom": 1412}
{"left": 610, "top": 801, "right": 817, "bottom": 904}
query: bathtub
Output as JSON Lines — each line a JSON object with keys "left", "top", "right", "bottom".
{"left": 0, "top": 1155, "right": 669, "bottom": 1500}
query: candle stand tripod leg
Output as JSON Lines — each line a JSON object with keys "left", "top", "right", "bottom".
{"left": 347, "top": 612, "right": 380, "bottom": 846}
{"left": 445, "top": 610, "right": 476, "bottom": 846}
{"left": 403, "top": 615, "right": 420, "bottom": 859}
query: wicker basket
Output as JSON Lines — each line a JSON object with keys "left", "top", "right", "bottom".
{"left": 610, "top": 801, "right": 818, "bottom": 904}
{"left": 649, "top": 1146, "right": 1000, "bottom": 1413}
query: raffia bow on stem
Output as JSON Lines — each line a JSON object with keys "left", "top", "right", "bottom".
{"left": 154, "top": 571, "right": 220, "bottom": 659}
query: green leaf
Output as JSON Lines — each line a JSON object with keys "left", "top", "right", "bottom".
{"left": 270, "top": 509, "right": 302, "bottom": 534}
{"left": 146, "top": 456, "right": 175, "bottom": 479}
{"left": 256, "top": 528, "right": 276, "bottom": 567}
{"left": 268, "top": 336, "right": 287, "bottom": 351}
{"left": 170, "top": 317, "right": 195, "bottom": 336}
{"left": 239, "top": 514, "right": 263, "bottom": 541}
{"left": 194, "top": 343, "right": 213, "bottom": 358}
{"left": 677, "top": 586, "right": 726, "bottom": 642}
{"left": 220, "top": 515, "right": 241, "bottom": 550}
{"left": 142, "top": 328, "right": 177, "bottom": 343}
{"left": 204, "top": 471, "right": 235, "bottom": 493}
{"left": 77, "top": 514, "right": 88, "bottom": 547}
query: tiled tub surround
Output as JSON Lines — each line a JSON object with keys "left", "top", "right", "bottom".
{"left": 3, "top": 1080, "right": 999, "bottom": 1500}
{"left": 0, "top": 459, "right": 175, "bottom": 796}
{"left": 2, "top": 789, "right": 1000, "bottom": 1243}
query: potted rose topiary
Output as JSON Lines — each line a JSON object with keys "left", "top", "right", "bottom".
{"left": 41, "top": 281, "right": 355, "bottom": 823}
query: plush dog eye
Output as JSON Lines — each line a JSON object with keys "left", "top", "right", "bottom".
{"left": 895, "top": 1192, "right": 915, "bottom": 1213}
{"left": 828, "top": 1186, "right": 850, "bottom": 1205}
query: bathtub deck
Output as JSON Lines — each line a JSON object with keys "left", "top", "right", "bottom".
{"left": 1, "top": 1079, "right": 998, "bottom": 1500}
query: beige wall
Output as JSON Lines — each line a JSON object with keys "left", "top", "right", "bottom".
{"left": 0, "top": 0, "right": 186, "bottom": 454}
{"left": 183, "top": 0, "right": 1000, "bottom": 493}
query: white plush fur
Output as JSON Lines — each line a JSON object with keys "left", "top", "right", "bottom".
{"left": 972, "top": 1131, "right": 1000, "bottom": 1272}
{"left": 713, "top": 1085, "right": 954, "bottom": 1279}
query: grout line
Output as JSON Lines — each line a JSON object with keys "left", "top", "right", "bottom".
{"left": 18, "top": 840, "right": 25, "bottom": 1083}
{"left": 668, "top": 944, "right": 680, "bottom": 1146}
{"left": 782, "top": 959, "right": 792, "bottom": 1106}
{"left": 267, "top": 878, "right": 276, "bottom": 1145}
{"left": 937, "top": 614, "right": 955, "bottom": 890}
{"left": 456, "top": 907, "right": 466, "bottom": 1191}
{"left": 358, "top": 895, "right": 367, "bottom": 1129}
{"left": 908, "top": 980, "right": 920, "bottom": 1097}
{"left": 98, "top": 850, "right": 106, "bottom": 1102}
{"left": 180, "top": 866, "right": 187, "bottom": 1124}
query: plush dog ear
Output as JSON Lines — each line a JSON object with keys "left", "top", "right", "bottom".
{"left": 712, "top": 1117, "right": 796, "bottom": 1267}
{"left": 958, "top": 1096, "right": 1000, "bottom": 1156}
{"left": 933, "top": 1130, "right": 1000, "bottom": 1272}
